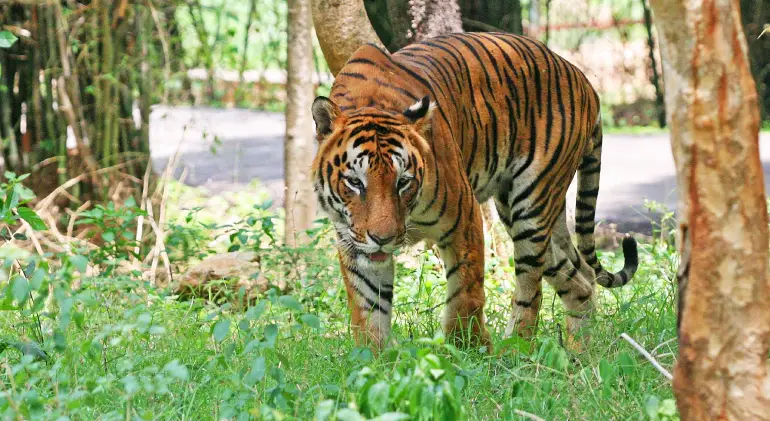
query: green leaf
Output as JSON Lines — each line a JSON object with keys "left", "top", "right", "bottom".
{"left": 315, "top": 400, "right": 335, "bottom": 421}
{"left": 121, "top": 374, "right": 140, "bottom": 395}
{"left": 598, "top": 359, "right": 615, "bottom": 384}
{"left": 16, "top": 207, "right": 47, "bottom": 231}
{"left": 69, "top": 254, "right": 89, "bottom": 273}
{"left": 644, "top": 395, "right": 660, "bottom": 420}
{"left": 278, "top": 295, "right": 302, "bottom": 311}
{"left": 244, "top": 356, "right": 266, "bottom": 386}
{"left": 617, "top": 351, "right": 636, "bottom": 375}
{"left": 499, "top": 334, "right": 532, "bottom": 354}
{"left": 102, "top": 231, "right": 115, "bottom": 243}
{"left": 300, "top": 314, "right": 321, "bottom": 330}
{"left": 212, "top": 319, "right": 231, "bottom": 342}
{"left": 12, "top": 275, "right": 29, "bottom": 304}
{"left": 263, "top": 324, "right": 278, "bottom": 348}
{"left": 367, "top": 381, "right": 390, "bottom": 415}
{"left": 0, "top": 31, "right": 18, "bottom": 49}
{"left": 163, "top": 360, "right": 189, "bottom": 381}
{"left": 335, "top": 408, "right": 366, "bottom": 421}
{"left": 245, "top": 300, "right": 267, "bottom": 320}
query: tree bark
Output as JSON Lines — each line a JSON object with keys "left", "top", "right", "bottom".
{"left": 284, "top": 0, "right": 317, "bottom": 247}
{"left": 459, "top": 0, "right": 522, "bottom": 35}
{"left": 650, "top": 0, "right": 770, "bottom": 418}
{"left": 409, "top": 0, "right": 463, "bottom": 42}
{"left": 311, "top": 0, "right": 384, "bottom": 75}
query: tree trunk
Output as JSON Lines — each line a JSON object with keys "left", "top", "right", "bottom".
{"left": 409, "top": 0, "right": 463, "bottom": 42}
{"left": 284, "top": 0, "right": 317, "bottom": 247}
{"left": 311, "top": 0, "right": 384, "bottom": 75}
{"left": 740, "top": 0, "right": 770, "bottom": 123}
{"left": 649, "top": 0, "right": 770, "bottom": 418}
{"left": 641, "top": 0, "right": 665, "bottom": 128}
{"left": 459, "top": 0, "right": 522, "bottom": 35}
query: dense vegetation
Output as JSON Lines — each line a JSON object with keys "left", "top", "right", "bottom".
{"left": 1, "top": 176, "right": 680, "bottom": 420}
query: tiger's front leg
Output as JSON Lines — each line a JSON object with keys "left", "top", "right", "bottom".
{"left": 337, "top": 249, "right": 395, "bottom": 349}
{"left": 438, "top": 199, "right": 491, "bottom": 350}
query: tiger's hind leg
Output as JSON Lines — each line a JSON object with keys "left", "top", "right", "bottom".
{"left": 544, "top": 206, "right": 597, "bottom": 350}
{"left": 494, "top": 196, "right": 551, "bottom": 340}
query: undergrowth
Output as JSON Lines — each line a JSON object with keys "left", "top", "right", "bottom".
{"left": 0, "top": 177, "right": 679, "bottom": 420}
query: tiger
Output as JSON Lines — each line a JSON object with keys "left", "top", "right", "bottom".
{"left": 311, "top": 32, "right": 638, "bottom": 350}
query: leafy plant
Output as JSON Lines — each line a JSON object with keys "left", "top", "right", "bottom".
{"left": 0, "top": 172, "right": 47, "bottom": 239}
{"left": 75, "top": 197, "right": 147, "bottom": 275}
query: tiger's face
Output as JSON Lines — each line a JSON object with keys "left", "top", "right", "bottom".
{"left": 311, "top": 96, "right": 434, "bottom": 262}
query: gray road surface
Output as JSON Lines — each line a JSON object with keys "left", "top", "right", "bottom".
{"left": 150, "top": 105, "right": 770, "bottom": 234}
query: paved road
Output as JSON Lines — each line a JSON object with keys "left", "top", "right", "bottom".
{"left": 150, "top": 105, "right": 770, "bottom": 234}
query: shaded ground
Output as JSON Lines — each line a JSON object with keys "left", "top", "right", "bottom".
{"left": 150, "top": 105, "right": 770, "bottom": 234}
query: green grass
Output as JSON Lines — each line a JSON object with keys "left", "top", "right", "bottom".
{"left": 0, "top": 184, "right": 680, "bottom": 420}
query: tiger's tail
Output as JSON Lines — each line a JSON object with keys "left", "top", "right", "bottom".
{"left": 574, "top": 117, "right": 638, "bottom": 288}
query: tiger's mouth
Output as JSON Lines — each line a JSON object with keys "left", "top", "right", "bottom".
{"left": 368, "top": 251, "right": 391, "bottom": 262}
{"left": 336, "top": 226, "right": 403, "bottom": 261}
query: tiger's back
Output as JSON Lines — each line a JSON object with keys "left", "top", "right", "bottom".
{"left": 314, "top": 32, "right": 638, "bottom": 349}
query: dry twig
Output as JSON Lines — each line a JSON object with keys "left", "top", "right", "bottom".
{"left": 513, "top": 409, "right": 547, "bottom": 421}
{"left": 620, "top": 333, "right": 673, "bottom": 381}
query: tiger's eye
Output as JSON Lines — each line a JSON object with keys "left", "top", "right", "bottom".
{"left": 345, "top": 176, "right": 364, "bottom": 190}
{"left": 397, "top": 177, "right": 412, "bottom": 192}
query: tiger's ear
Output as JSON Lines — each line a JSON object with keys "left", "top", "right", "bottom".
{"left": 403, "top": 95, "right": 435, "bottom": 135}
{"left": 312, "top": 96, "right": 342, "bottom": 142}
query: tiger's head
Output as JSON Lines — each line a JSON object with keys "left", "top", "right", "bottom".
{"left": 311, "top": 95, "right": 434, "bottom": 263}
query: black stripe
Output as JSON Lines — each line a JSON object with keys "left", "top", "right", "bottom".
{"left": 346, "top": 57, "right": 378, "bottom": 66}
{"left": 438, "top": 192, "right": 464, "bottom": 246}
{"left": 350, "top": 281, "right": 387, "bottom": 314}
{"left": 445, "top": 288, "right": 462, "bottom": 305}
{"left": 516, "top": 290, "right": 541, "bottom": 308}
{"left": 578, "top": 188, "right": 600, "bottom": 198}
{"left": 544, "top": 258, "right": 568, "bottom": 277}
{"left": 576, "top": 201, "right": 594, "bottom": 211}
{"left": 346, "top": 265, "right": 393, "bottom": 299}
{"left": 446, "top": 260, "right": 467, "bottom": 279}
{"left": 576, "top": 293, "right": 591, "bottom": 302}
{"left": 575, "top": 225, "right": 594, "bottom": 236}
{"left": 338, "top": 72, "right": 367, "bottom": 80}
{"left": 511, "top": 228, "right": 539, "bottom": 241}
{"left": 515, "top": 246, "right": 548, "bottom": 269}
{"left": 575, "top": 215, "right": 594, "bottom": 225}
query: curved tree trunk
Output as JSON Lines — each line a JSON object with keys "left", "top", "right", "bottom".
{"left": 284, "top": 0, "right": 316, "bottom": 246}
{"left": 311, "top": 0, "right": 384, "bottom": 75}
{"left": 650, "top": 0, "right": 770, "bottom": 418}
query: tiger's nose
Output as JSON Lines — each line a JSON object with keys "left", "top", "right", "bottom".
{"left": 368, "top": 232, "right": 395, "bottom": 246}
